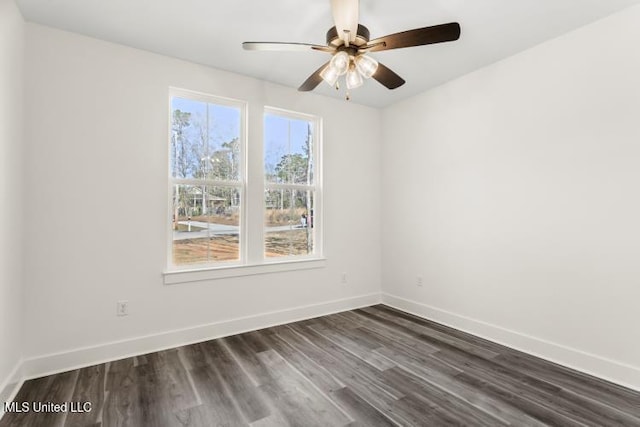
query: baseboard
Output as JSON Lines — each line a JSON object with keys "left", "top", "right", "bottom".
{"left": 381, "top": 293, "right": 640, "bottom": 392}
{"left": 22, "top": 293, "right": 382, "bottom": 381}
{"left": 0, "top": 360, "right": 24, "bottom": 417}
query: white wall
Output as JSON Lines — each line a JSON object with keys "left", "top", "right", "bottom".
{"left": 0, "top": 0, "right": 25, "bottom": 402}
{"left": 22, "top": 24, "right": 381, "bottom": 372}
{"left": 382, "top": 5, "right": 640, "bottom": 389}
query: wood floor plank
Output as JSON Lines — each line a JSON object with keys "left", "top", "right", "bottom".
{"left": 456, "top": 371, "right": 593, "bottom": 426}
{"left": 256, "top": 349, "right": 351, "bottom": 427}
{"left": 133, "top": 349, "right": 200, "bottom": 426}
{"left": 63, "top": 365, "right": 105, "bottom": 427}
{"left": 373, "top": 305, "right": 519, "bottom": 356}
{"left": 150, "top": 349, "right": 200, "bottom": 411}
{"left": 436, "top": 351, "right": 601, "bottom": 426}
{"left": 374, "top": 346, "right": 463, "bottom": 379}
{"left": 339, "top": 311, "right": 441, "bottom": 355}
{"left": 0, "top": 376, "right": 53, "bottom": 427}
{"left": 202, "top": 339, "right": 270, "bottom": 423}
{"left": 3, "top": 304, "right": 640, "bottom": 427}
{"left": 386, "top": 356, "right": 548, "bottom": 426}
{"left": 285, "top": 323, "right": 405, "bottom": 400}
{"left": 434, "top": 347, "right": 640, "bottom": 426}
{"left": 102, "top": 358, "right": 144, "bottom": 427}
{"left": 189, "top": 363, "right": 247, "bottom": 426}
{"left": 174, "top": 404, "right": 214, "bottom": 427}
{"left": 178, "top": 342, "right": 210, "bottom": 371}
{"left": 329, "top": 387, "right": 398, "bottom": 427}
{"left": 248, "top": 410, "right": 291, "bottom": 427}
{"left": 308, "top": 325, "right": 396, "bottom": 371}
{"left": 136, "top": 363, "right": 176, "bottom": 427}
{"left": 357, "top": 307, "right": 500, "bottom": 359}
{"left": 494, "top": 352, "right": 640, "bottom": 419}
{"left": 221, "top": 334, "right": 273, "bottom": 387}
{"left": 259, "top": 327, "right": 346, "bottom": 395}
{"left": 390, "top": 393, "right": 457, "bottom": 426}
{"left": 8, "top": 371, "right": 79, "bottom": 427}
{"left": 381, "top": 366, "right": 507, "bottom": 426}
{"left": 313, "top": 317, "right": 386, "bottom": 351}
{"left": 275, "top": 325, "right": 406, "bottom": 423}
{"left": 356, "top": 324, "right": 441, "bottom": 361}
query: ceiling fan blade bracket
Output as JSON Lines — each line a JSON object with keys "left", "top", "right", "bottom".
{"left": 358, "top": 41, "right": 386, "bottom": 53}
{"left": 311, "top": 46, "right": 336, "bottom": 53}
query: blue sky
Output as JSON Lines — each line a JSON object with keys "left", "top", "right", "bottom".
{"left": 264, "top": 114, "right": 312, "bottom": 173}
{"left": 172, "top": 97, "right": 312, "bottom": 175}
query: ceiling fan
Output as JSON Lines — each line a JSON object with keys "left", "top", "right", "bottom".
{"left": 242, "top": 0, "right": 461, "bottom": 98}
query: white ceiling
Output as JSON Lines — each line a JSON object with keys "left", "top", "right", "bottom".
{"left": 16, "top": 0, "right": 640, "bottom": 108}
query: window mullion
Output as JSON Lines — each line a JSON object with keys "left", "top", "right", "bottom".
{"left": 245, "top": 103, "right": 265, "bottom": 264}
{"left": 173, "top": 178, "right": 243, "bottom": 188}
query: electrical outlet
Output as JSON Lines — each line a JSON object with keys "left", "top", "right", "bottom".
{"left": 117, "top": 300, "right": 129, "bottom": 317}
{"left": 341, "top": 272, "right": 348, "bottom": 284}
{"left": 416, "top": 276, "right": 423, "bottom": 287}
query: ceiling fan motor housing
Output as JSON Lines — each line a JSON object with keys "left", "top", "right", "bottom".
{"left": 326, "top": 24, "right": 370, "bottom": 47}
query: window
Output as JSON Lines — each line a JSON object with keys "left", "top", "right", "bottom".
{"left": 167, "top": 90, "right": 323, "bottom": 279}
{"left": 264, "top": 109, "right": 321, "bottom": 259}
{"left": 169, "top": 89, "right": 245, "bottom": 268}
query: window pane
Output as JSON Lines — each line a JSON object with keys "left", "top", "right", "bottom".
{"left": 172, "top": 184, "right": 241, "bottom": 265}
{"left": 264, "top": 114, "right": 314, "bottom": 184}
{"left": 264, "top": 189, "right": 315, "bottom": 258}
{"left": 171, "top": 97, "right": 241, "bottom": 181}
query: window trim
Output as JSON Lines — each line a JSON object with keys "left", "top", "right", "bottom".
{"left": 164, "top": 91, "right": 324, "bottom": 283}
{"left": 163, "top": 258, "right": 327, "bottom": 285}
{"left": 263, "top": 106, "right": 323, "bottom": 260}
{"left": 166, "top": 88, "right": 248, "bottom": 272}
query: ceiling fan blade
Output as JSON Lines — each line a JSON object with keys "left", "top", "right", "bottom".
{"left": 330, "top": 0, "right": 359, "bottom": 43}
{"left": 365, "top": 22, "right": 461, "bottom": 52}
{"left": 243, "top": 42, "right": 334, "bottom": 53}
{"left": 298, "top": 61, "right": 331, "bottom": 92}
{"left": 372, "top": 62, "right": 405, "bottom": 90}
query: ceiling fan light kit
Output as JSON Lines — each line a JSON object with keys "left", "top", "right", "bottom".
{"left": 319, "top": 63, "right": 340, "bottom": 86}
{"left": 329, "top": 51, "right": 350, "bottom": 75}
{"left": 321, "top": 48, "right": 377, "bottom": 91}
{"left": 243, "top": 0, "right": 461, "bottom": 100}
{"left": 356, "top": 54, "right": 379, "bottom": 79}
{"left": 346, "top": 63, "right": 364, "bottom": 89}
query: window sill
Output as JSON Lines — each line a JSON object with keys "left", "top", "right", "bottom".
{"left": 163, "top": 258, "right": 327, "bottom": 285}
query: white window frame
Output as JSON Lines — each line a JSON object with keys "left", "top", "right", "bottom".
{"left": 164, "top": 92, "right": 325, "bottom": 285}
{"left": 166, "top": 88, "right": 248, "bottom": 272}
{"left": 263, "top": 107, "right": 323, "bottom": 263}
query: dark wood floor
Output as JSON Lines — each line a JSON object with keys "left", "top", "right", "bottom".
{"left": 2, "top": 305, "right": 639, "bottom": 427}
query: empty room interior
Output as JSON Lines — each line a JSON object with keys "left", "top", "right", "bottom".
{"left": 1, "top": 0, "right": 640, "bottom": 425}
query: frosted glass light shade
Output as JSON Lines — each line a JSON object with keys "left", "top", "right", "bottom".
{"left": 346, "top": 65, "right": 363, "bottom": 89}
{"left": 356, "top": 54, "right": 379, "bottom": 79}
{"left": 320, "top": 64, "right": 340, "bottom": 86}
{"left": 330, "top": 51, "right": 350, "bottom": 75}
